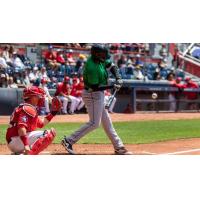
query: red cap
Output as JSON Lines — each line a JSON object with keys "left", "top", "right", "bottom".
{"left": 64, "top": 76, "right": 70, "bottom": 82}
{"left": 73, "top": 77, "right": 78, "bottom": 82}
{"left": 185, "top": 77, "right": 191, "bottom": 82}
{"left": 176, "top": 77, "right": 182, "bottom": 82}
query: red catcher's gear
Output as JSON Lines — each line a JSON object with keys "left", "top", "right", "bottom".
{"left": 29, "top": 129, "right": 56, "bottom": 155}
{"left": 23, "top": 86, "right": 46, "bottom": 100}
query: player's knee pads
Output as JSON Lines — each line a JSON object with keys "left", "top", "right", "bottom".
{"left": 29, "top": 128, "right": 56, "bottom": 155}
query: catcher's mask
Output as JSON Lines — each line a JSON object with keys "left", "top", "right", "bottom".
{"left": 23, "top": 86, "right": 46, "bottom": 106}
{"left": 91, "top": 44, "right": 110, "bottom": 62}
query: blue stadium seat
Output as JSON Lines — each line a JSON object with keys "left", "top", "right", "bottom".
{"left": 160, "top": 69, "right": 168, "bottom": 79}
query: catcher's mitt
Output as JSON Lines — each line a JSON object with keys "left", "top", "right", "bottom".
{"left": 51, "top": 97, "right": 62, "bottom": 113}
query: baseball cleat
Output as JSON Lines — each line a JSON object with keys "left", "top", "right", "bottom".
{"left": 61, "top": 137, "right": 75, "bottom": 155}
{"left": 115, "top": 147, "right": 133, "bottom": 155}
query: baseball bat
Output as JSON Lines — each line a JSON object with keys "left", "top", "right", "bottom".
{"left": 105, "top": 89, "right": 117, "bottom": 110}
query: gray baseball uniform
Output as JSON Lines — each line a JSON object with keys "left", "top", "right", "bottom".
{"left": 66, "top": 90, "right": 124, "bottom": 149}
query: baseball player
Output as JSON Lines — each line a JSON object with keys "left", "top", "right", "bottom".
{"left": 40, "top": 78, "right": 53, "bottom": 114}
{"left": 55, "top": 77, "right": 80, "bottom": 114}
{"left": 6, "top": 86, "right": 61, "bottom": 155}
{"left": 70, "top": 77, "right": 85, "bottom": 111}
{"left": 62, "top": 44, "right": 132, "bottom": 155}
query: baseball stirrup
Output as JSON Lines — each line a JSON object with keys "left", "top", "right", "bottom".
{"left": 29, "top": 129, "right": 56, "bottom": 155}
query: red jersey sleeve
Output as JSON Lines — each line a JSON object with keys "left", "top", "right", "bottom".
{"left": 36, "top": 117, "right": 44, "bottom": 128}
{"left": 17, "top": 112, "right": 29, "bottom": 130}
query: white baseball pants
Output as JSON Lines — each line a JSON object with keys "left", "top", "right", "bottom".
{"left": 7, "top": 131, "right": 45, "bottom": 154}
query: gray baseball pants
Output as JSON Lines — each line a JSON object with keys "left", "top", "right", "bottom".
{"left": 66, "top": 90, "right": 124, "bottom": 149}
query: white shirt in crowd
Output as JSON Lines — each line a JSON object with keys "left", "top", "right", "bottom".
{"left": 29, "top": 71, "right": 39, "bottom": 82}
{"left": 2, "top": 51, "right": 11, "bottom": 62}
{"left": 134, "top": 69, "right": 144, "bottom": 80}
{"left": 13, "top": 57, "right": 25, "bottom": 68}
{"left": 0, "top": 57, "right": 8, "bottom": 68}
{"left": 8, "top": 83, "right": 18, "bottom": 88}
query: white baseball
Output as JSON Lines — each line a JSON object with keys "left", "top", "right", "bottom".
{"left": 152, "top": 93, "right": 158, "bottom": 99}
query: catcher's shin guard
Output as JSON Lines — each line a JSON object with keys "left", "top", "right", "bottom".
{"left": 29, "top": 128, "right": 56, "bottom": 155}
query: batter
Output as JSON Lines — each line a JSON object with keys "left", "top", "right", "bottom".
{"left": 62, "top": 44, "right": 132, "bottom": 155}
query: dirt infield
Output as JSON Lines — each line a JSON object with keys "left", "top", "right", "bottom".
{"left": 1, "top": 113, "right": 200, "bottom": 155}
{"left": 1, "top": 112, "right": 200, "bottom": 124}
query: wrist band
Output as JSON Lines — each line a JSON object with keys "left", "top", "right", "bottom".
{"left": 46, "top": 113, "right": 54, "bottom": 122}
{"left": 20, "top": 135, "right": 29, "bottom": 146}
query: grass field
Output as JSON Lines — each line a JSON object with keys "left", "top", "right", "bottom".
{"left": 1, "top": 119, "right": 200, "bottom": 144}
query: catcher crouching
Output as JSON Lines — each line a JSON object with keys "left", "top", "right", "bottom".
{"left": 6, "top": 86, "right": 61, "bottom": 155}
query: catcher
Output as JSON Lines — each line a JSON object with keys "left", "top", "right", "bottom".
{"left": 6, "top": 86, "right": 61, "bottom": 155}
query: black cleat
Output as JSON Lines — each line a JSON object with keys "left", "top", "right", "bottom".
{"left": 61, "top": 138, "right": 75, "bottom": 155}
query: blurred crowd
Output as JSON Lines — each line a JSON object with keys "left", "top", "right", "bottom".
{"left": 0, "top": 43, "right": 194, "bottom": 90}
{"left": 0, "top": 45, "right": 88, "bottom": 89}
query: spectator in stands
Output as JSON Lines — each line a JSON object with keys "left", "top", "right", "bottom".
{"left": 12, "top": 52, "right": 25, "bottom": 71}
{"left": 44, "top": 46, "right": 60, "bottom": 71}
{"left": 75, "top": 54, "right": 86, "bottom": 73}
{"left": 21, "top": 70, "right": 31, "bottom": 87}
{"left": 0, "top": 50, "right": 9, "bottom": 70}
{"left": 2, "top": 45, "right": 10, "bottom": 61}
{"left": 8, "top": 45, "right": 15, "bottom": 56}
{"left": 7, "top": 77, "right": 18, "bottom": 88}
{"left": 66, "top": 49, "right": 74, "bottom": 62}
{"left": 38, "top": 66, "right": 50, "bottom": 81}
{"left": 159, "top": 44, "right": 168, "bottom": 59}
{"left": 56, "top": 50, "right": 66, "bottom": 68}
{"left": 154, "top": 60, "right": 168, "bottom": 80}
{"left": 56, "top": 50, "right": 67, "bottom": 74}
{"left": 4, "top": 46, "right": 15, "bottom": 68}
{"left": 0, "top": 73, "right": 8, "bottom": 88}
{"left": 117, "top": 55, "right": 127, "bottom": 68}
{"left": 133, "top": 61, "right": 144, "bottom": 80}
{"left": 127, "top": 55, "right": 135, "bottom": 66}
{"left": 29, "top": 66, "right": 39, "bottom": 84}
{"left": 183, "top": 77, "right": 199, "bottom": 110}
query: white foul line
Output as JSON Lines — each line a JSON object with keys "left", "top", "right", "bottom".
{"left": 142, "top": 148, "right": 200, "bottom": 155}
{"left": 161, "top": 148, "right": 200, "bottom": 155}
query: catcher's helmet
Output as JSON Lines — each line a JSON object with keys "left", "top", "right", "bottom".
{"left": 23, "top": 86, "right": 45, "bottom": 100}
{"left": 91, "top": 44, "right": 110, "bottom": 62}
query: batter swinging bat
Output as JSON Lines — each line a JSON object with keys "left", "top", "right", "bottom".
{"left": 105, "top": 89, "right": 117, "bottom": 110}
